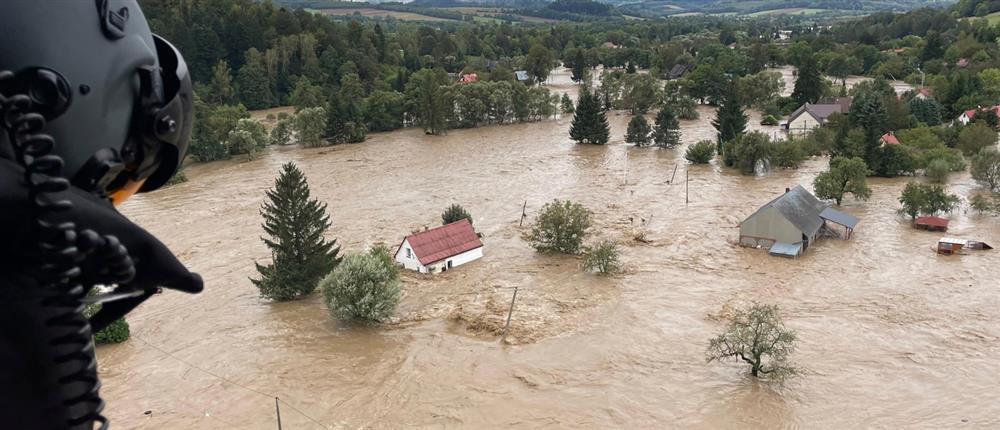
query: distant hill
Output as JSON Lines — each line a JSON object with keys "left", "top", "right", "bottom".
{"left": 614, "top": 0, "right": 956, "bottom": 18}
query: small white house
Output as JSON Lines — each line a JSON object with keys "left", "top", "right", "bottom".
{"left": 784, "top": 98, "right": 852, "bottom": 135}
{"left": 394, "top": 219, "right": 483, "bottom": 274}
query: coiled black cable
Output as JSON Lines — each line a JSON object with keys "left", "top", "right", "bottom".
{"left": 1, "top": 70, "right": 135, "bottom": 430}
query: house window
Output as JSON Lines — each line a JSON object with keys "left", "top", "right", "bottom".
{"left": 406, "top": 248, "right": 412, "bottom": 258}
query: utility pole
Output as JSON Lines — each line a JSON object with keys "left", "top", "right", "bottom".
{"left": 685, "top": 168, "right": 689, "bottom": 205}
{"left": 502, "top": 287, "right": 519, "bottom": 342}
{"left": 519, "top": 200, "right": 527, "bottom": 227}
{"left": 275, "top": 397, "right": 282, "bottom": 430}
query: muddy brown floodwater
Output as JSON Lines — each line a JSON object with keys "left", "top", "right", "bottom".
{"left": 100, "top": 68, "right": 998, "bottom": 429}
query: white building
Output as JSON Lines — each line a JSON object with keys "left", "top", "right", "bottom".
{"left": 784, "top": 98, "right": 852, "bottom": 134}
{"left": 394, "top": 219, "right": 483, "bottom": 274}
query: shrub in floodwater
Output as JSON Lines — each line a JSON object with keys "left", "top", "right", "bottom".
{"left": 685, "top": 140, "right": 716, "bottom": 164}
{"left": 527, "top": 199, "right": 591, "bottom": 254}
{"left": 707, "top": 302, "right": 797, "bottom": 380}
{"left": 321, "top": 245, "right": 401, "bottom": 324}
{"left": 581, "top": 240, "right": 621, "bottom": 275}
{"left": 84, "top": 288, "right": 130, "bottom": 344}
{"left": 760, "top": 114, "right": 779, "bottom": 126}
{"left": 252, "top": 162, "right": 341, "bottom": 301}
{"left": 442, "top": 204, "right": 473, "bottom": 225}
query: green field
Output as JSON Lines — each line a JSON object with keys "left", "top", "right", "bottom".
{"left": 748, "top": 8, "right": 825, "bottom": 17}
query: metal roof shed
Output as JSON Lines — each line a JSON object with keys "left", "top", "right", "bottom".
{"left": 820, "top": 207, "right": 859, "bottom": 239}
{"left": 769, "top": 242, "right": 803, "bottom": 258}
{"left": 914, "top": 216, "right": 949, "bottom": 232}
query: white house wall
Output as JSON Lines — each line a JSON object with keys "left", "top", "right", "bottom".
{"left": 394, "top": 239, "right": 428, "bottom": 273}
{"left": 787, "top": 112, "right": 821, "bottom": 134}
{"left": 425, "top": 247, "right": 484, "bottom": 273}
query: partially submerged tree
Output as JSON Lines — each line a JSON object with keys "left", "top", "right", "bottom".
{"left": 722, "top": 131, "right": 772, "bottom": 175}
{"left": 581, "top": 240, "right": 621, "bottom": 275}
{"left": 442, "top": 204, "right": 473, "bottom": 225}
{"left": 560, "top": 93, "right": 575, "bottom": 114}
{"left": 625, "top": 115, "right": 651, "bottom": 146}
{"left": 898, "top": 182, "right": 961, "bottom": 220}
{"left": 321, "top": 245, "right": 401, "bottom": 324}
{"left": 253, "top": 162, "right": 341, "bottom": 301}
{"left": 712, "top": 82, "right": 748, "bottom": 152}
{"left": 652, "top": 107, "right": 681, "bottom": 148}
{"left": 813, "top": 157, "right": 872, "bottom": 205}
{"left": 971, "top": 148, "right": 1000, "bottom": 192}
{"left": 527, "top": 199, "right": 591, "bottom": 254}
{"left": 707, "top": 303, "right": 797, "bottom": 379}
{"left": 569, "top": 90, "right": 610, "bottom": 145}
{"left": 685, "top": 140, "right": 716, "bottom": 164}
{"left": 269, "top": 117, "right": 292, "bottom": 146}
{"left": 227, "top": 118, "right": 267, "bottom": 161}
{"left": 294, "top": 106, "right": 328, "bottom": 147}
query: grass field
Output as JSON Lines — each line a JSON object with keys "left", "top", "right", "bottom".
{"left": 748, "top": 8, "right": 825, "bottom": 16}
{"left": 316, "top": 8, "right": 454, "bottom": 22}
{"left": 442, "top": 6, "right": 556, "bottom": 23}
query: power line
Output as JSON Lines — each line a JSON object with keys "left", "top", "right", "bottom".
{"left": 133, "top": 336, "right": 330, "bottom": 429}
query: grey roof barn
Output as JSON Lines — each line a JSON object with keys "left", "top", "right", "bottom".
{"left": 739, "top": 185, "right": 859, "bottom": 257}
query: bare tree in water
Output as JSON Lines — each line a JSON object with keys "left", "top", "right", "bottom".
{"left": 707, "top": 303, "right": 797, "bottom": 379}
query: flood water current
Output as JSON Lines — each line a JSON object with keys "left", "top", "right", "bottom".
{"left": 99, "top": 68, "right": 1000, "bottom": 429}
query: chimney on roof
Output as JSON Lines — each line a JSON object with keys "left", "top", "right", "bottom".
{"left": 785, "top": 187, "right": 790, "bottom": 193}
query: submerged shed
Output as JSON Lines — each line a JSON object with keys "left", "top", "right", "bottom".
{"left": 914, "top": 216, "right": 949, "bottom": 232}
{"left": 820, "top": 207, "right": 859, "bottom": 239}
{"left": 394, "top": 219, "right": 483, "bottom": 273}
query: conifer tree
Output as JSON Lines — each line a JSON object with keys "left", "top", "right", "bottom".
{"left": 626, "top": 115, "right": 652, "bottom": 146}
{"left": 253, "top": 162, "right": 341, "bottom": 301}
{"left": 712, "top": 83, "right": 748, "bottom": 152}
{"left": 561, "top": 93, "right": 575, "bottom": 114}
{"left": 652, "top": 107, "right": 681, "bottom": 148}
{"left": 791, "top": 55, "right": 823, "bottom": 105}
{"left": 569, "top": 90, "right": 610, "bottom": 145}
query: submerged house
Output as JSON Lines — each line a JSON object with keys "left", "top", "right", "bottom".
{"left": 937, "top": 238, "right": 992, "bottom": 255}
{"left": 784, "top": 98, "right": 852, "bottom": 134}
{"left": 739, "top": 185, "right": 859, "bottom": 257}
{"left": 394, "top": 219, "right": 483, "bottom": 273}
{"left": 668, "top": 64, "right": 691, "bottom": 80}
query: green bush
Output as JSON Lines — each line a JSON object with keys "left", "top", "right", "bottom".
{"left": 527, "top": 199, "right": 591, "bottom": 254}
{"left": 94, "top": 318, "right": 131, "bottom": 344}
{"left": 760, "top": 115, "right": 779, "bottom": 126}
{"left": 771, "top": 140, "right": 807, "bottom": 169}
{"left": 84, "top": 288, "right": 130, "bottom": 344}
{"left": 442, "top": 204, "right": 473, "bottom": 225}
{"left": 164, "top": 168, "right": 188, "bottom": 187}
{"left": 321, "top": 246, "right": 401, "bottom": 324}
{"left": 685, "top": 140, "right": 716, "bottom": 164}
{"left": 925, "top": 158, "right": 950, "bottom": 183}
{"left": 581, "top": 240, "right": 621, "bottom": 275}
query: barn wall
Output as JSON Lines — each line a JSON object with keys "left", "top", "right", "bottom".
{"left": 740, "top": 207, "right": 804, "bottom": 246}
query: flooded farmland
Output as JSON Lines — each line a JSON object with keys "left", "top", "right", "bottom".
{"left": 99, "top": 68, "right": 998, "bottom": 429}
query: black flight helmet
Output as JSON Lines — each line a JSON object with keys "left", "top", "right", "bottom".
{"left": 0, "top": 0, "right": 193, "bottom": 204}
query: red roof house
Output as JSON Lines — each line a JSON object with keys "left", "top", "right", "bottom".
{"left": 880, "top": 132, "right": 900, "bottom": 146}
{"left": 914, "top": 216, "right": 949, "bottom": 232}
{"left": 394, "top": 219, "right": 483, "bottom": 273}
{"left": 457, "top": 73, "right": 477, "bottom": 84}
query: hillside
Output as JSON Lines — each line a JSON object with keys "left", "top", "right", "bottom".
{"left": 616, "top": 0, "right": 957, "bottom": 18}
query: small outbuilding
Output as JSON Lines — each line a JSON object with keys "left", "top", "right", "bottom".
{"left": 936, "top": 238, "right": 993, "bottom": 255}
{"left": 394, "top": 219, "right": 483, "bottom": 274}
{"left": 739, "top": 185, "right": 859, "bottom": 257}
{"left": 914, "top": 216, "right": 949, "bottom": 232}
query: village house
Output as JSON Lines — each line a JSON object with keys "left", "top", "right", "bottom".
{"left": 784, "top": 98, "right": 852, "bottom": 134}
{"left": 914, "top": 216, "right": 949, "bottom": 232}
{"left": 914, "top": 88, "right": 933, "bottom": 100}
{"left": 394, "top": 219, "right": 483, "bottom": 274}
{"left": 739, "top": 185, "right": 859, "bottom": 258}
{"left": 514, "top": 70, "right": 529, "bottom": 82}
{"left": 956, "top": 106, "right": 1000, "bottom": 126}
{"left": 457, "top": 73, "right": 477, "bottom": 84}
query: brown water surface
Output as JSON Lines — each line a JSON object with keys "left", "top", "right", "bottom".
{"left": 101, "top": 68, "right": 998, "bottom": 429}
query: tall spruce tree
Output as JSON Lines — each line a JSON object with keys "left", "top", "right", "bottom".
{"left": 569, "top": 90, "right": 610, "bottom": 145}
{"left": 791, "top": 55, "right": 823, "bottom": 105}
{"left": 652, "top": 107, "right": 681, "bottom": 148}
{"left": 712, "top": 83, "right": 748, "bottom": 152}
{"left": 625, "top": 115, "right": 651, "bottom": 146}
{"left": 253, "top": 163, "right": 341, "bottom": 301}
